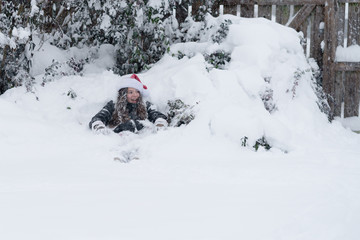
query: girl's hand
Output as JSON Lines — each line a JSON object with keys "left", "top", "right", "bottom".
{"left": 154, "top": 118, "right": 168, "bottom": 128}
{"left": 92, "top": 121, "right": 110, "bottom": 135}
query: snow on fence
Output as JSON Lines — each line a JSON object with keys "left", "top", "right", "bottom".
{"left": 332, "top": 0, "right": 360, "bottom": 118}
{"left": 177, "top": 0, "right": 360, "bottom": 118}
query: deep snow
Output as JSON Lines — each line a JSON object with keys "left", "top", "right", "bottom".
{"left": 1, "top": 15, "right": 360, "bottom": 240}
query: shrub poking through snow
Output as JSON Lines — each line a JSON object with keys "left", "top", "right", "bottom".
{"left": 173, "top": 51, "right": 186, "bottom": 60}
{"left": 67, "top": 58, "right": 86, "bottom": 73}
{"left": 67, "top": 89, "right": 77, "bottom": 99}
{"left": 42, "top": 58, "right": 85, "bottom": 86}
{"left": 171, "top": 50, "right": 195, "bottom": 60}
{"left": 260, "top": 77, "right": 277, "bottom": 113}
{"left": 253, "top": 136, "right": 271, "bottom": 151}
{"left": 287, "top": 68, "right": 305, "bottom": 98}
{"left": 167, "top": 99, "right": 196, "bottom": 127}
{"left": 308, "top": 59, "right": 332, "bottom": 120}
{"left": 170, "top": 49, "right": 231, "bottom": 70}
{"left": 211, "top": 19, "right": 232, "bottom": 44}
{"left": 288, "top": 63, "right": 331, "bottom": 120}
{"left": 204, "top": 50, "right": 231, "bottom": 70}
{"left": 240, "top": 136, "right": 271, "bottom": 151}
{"left": 313, "top": 82, "right": 332, "bottom": 121}
{"left": 260, "top": 87, "right": 277, "bottom": 113}
{"left": 42, "top": 60, "right": 61, "bottom": 86}
{"left": 241, "top": 136, "right": 248, "bottom": 147}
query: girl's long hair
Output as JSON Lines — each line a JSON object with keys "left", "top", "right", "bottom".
{"left": 108, "top": 88, "right": 147, "bottom": 128}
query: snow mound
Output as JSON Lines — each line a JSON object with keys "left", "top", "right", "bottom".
{"left": 1, "top": 16, "right": 357, "bottom": 153}
{"left": 145, "top": 16, "right": 338, "bottom": 151}
{"left": 2, "top": 15, "right": 360, "bottom": 240}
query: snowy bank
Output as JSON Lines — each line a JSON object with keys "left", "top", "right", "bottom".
{"left": 1, "top": 16, "right": 360, "bottom": 240}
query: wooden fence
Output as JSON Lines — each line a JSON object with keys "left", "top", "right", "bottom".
{"left": 178, "top": 0, "right": 360, "bottom": 118}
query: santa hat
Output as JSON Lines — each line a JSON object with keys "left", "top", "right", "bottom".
{"left": 118, "top": 74, "right": 148, "bottom": 96}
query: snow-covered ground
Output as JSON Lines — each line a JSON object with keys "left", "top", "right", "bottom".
{"left": 1, "top": 16, "right": 360, "bottom": 240}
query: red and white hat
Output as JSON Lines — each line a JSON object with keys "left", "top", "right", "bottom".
{"left": 118, "top": 74, "right": 148, "bottom": 96}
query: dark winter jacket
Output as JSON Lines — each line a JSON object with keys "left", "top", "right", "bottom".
{"left": 89, "top": 101, "right": 167, "bottom": 133}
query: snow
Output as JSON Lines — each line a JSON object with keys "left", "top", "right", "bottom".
{"left": 100, "top": 14, "right": 111, "bottom": 31}
{"left": 30, "top": 0, "right": 39, "bottom": 17}
{"left": 148, "top": 0, "right": 169, "bottom": 9}
{"left": 336, "top": 116, "right": 360, "bottom": 131}
{"left": 31, "top": 39, "right": 115, "bottom": 76}
{"left": 336, "top": 44, "right": 360, "bottom": 62}
{"left": 0, "top": 32, "right": 7, "bottom": 46}
{"left": 1, "top": 16, "right": 360, "bottom": 240}
{"left": 11, "top": 27, "right": 31, "bottom": 42}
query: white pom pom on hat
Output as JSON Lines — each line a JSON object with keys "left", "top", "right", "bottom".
{"left": 118, "top": 74, "right": 149, "bottom": 96}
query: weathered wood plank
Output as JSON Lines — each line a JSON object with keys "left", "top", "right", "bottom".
{"left": 335, "top": 3, "right": 346, "bottom": 47}
{"left": 240, "top": 4, "right": 254, "bottom": 17}
{"left": 333, "top": 71, "right": 345, "bottom": 117}
{"left": 335, "top": 62, "right": 360, "bottom": 71}
{"left": 224, "top": 3, "right": 238, "bottom": 15}
{"left": 344, "top": 71, "right": 360, "bottom": 117}
{"left": 258, "top": 4, "right": 272, "bottom": 19}
{"left": 303, "top": 19, "right": 310, "bottom": 57}
{"left": 288, "top": 4, "right": 316, "bottom": 30}
{"left": 275, "top": 5, "right": 291, "bottom": 25}
{"left": 348, "top": 2, "right": 360, "bottom": 46}
{"left": 323, "top": 0, "right": 337, "bottom": 74}
{"left": 323, "top": 0, "right": 338, "bottom": 116}
{"left": 311, "top": 5, "right": 324, "bottom": 64}
{"left": 338, "top": 0, "right": 360, "bottom": 3}
{"left": 211, "top": 0, "right": 223, "bottom": 16}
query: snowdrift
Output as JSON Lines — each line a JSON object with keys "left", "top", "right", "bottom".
{"left": 1, "top": 15, "right": 359, "bottom": 156}
{"left": 1, "top": 15, "right": 360, "bottom": 240}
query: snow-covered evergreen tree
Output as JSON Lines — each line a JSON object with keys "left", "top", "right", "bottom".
{"left": 0, "top": 0, "right": 234, "bottom": 94}
{"left": 114, "top": 0, "right": 179, "bottom": 75}
{"left": 0, "top": 1, "right": 35, "bottom": 94}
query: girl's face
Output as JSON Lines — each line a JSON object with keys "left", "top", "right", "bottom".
{"left": 127, "top": 87, "right": 140, "bottom": 103}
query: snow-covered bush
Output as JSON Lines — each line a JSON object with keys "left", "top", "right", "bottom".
{"left": 260, "top": 82, "right": 277, "bottom": 113}
{"left": 289, "top": 63, "right": 331, "bottom": 120}
{"left": 1, "top": 0, "right": 237, "bottom": 94}
{"left": 181, "top": 14, "right": 232, "bottom": 44}
{"left": 240, "top": 135, "right": 272, "bottom": 151}
{"left": 0, "top": 1, "right": 35, "bottom": 94}
{"left": 42, "top": 58, "right": 85, "bottom": 86}
{"left": 211, "top": 19, "right": 232, "bottom": 43}
{"left": 253, "top": 136, "right": 271, "bottom": 151}
{"left": 168, "top": 15, "right": 233, "bottom": 72}
{"left": 308, "top": 59, "right": 332, "bottom": 120}
{"left": 167, "top": 99, "right": 196, "bottom": 127}
{"left": 192, "top": 1, "right": 215, "bottom": 22}
{"left": 67, "top": 88, "right": 77, "bottom": 99}
{"left": 114, "top": 0, "right": 178, "bottom": 75}
{"left": 204, "top": 50, "right": 231, "bottom": 70}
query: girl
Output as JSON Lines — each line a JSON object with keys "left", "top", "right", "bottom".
{"left": 89, "top": 74, "right": 168, "bottom": 134}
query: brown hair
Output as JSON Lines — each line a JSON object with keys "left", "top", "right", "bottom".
{"left": 108, "top": 88, "right": 148, "bottom": 128}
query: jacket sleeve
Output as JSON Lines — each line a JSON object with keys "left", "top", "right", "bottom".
{"left": 146, "top": 101, "right": 168, "bottom": 123}
{"left": 89, "top": 101, "right": 115, "bottom": 129}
